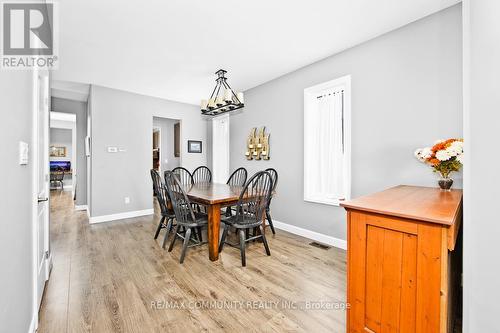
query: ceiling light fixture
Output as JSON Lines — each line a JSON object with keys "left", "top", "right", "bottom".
{"left": 201, "top": 69, "right": 244, "bottom": 116}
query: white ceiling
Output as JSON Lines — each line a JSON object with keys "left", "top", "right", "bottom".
{"left": 52, "top": 0, "right": 460, "bottom": 105}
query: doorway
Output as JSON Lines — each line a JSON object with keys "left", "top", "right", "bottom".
{"left": 153, "top": 127, "right": 161, "bottom": 172}
{"left": 152, "top": 117, "right": 181, "bottom": 173}
{"left": 49, "top": 112, "right": 76, "bottom": 195}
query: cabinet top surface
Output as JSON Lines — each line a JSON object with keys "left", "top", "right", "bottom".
{"left": 341, "top": 185, "right": 462, "bottom": 225}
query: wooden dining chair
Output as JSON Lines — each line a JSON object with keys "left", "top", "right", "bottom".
{"left": 218, "top": 171, "right": 273, "bottom": 266}
{"left": 264, "top": 168, "right": 278, "bottom": 234}
{"left": 192, "top": 166, "right": 212, "bottom": 184}
{"left": 164, "top": 171, "right": 208, "bottom": 264}
{"left": 224, "top": 167, "right": 248, "bottom": 217}
{"left": 50, "top": 166, "right": 65, "bottom": 190}
{"left": 171, "top": 167, "right": 193, "bottom": 185}
{"left": 150, "top": 169, "right": 176, "bottom": 247}
{"left": 227, "top": 167, "right": 248, "bottom": 187}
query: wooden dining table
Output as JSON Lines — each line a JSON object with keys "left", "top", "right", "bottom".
{"left": 182, "top": 182, "right": 244, "bottom": 261}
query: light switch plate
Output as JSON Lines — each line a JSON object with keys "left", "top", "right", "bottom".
{"left": 19, "top": 141, "right": 29, "bottom": 165}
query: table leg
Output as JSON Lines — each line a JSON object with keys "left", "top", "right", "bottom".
{"left": 207, "top": 203, "right": 221, "bottom": 261}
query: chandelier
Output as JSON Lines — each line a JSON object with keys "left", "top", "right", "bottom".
{"left": 201, "top": 69, "right": 244, "bottom": 116}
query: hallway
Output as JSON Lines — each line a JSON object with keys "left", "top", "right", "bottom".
{"left": 38, "top": 191, "right": 347, "bottom": 332}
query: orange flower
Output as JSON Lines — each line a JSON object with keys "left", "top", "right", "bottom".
{"left": 428, "top": 158, "right": 440, "bottom": 166}
{"left": 432, "top": 139, "right": 458, "bottom": 152}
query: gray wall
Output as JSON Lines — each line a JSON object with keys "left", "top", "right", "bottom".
{"left": 463, "top": 0, "right": 500, "bottom": 331}
{"left": 0, "top": 71, "right": 34, "bottom": 331}
{"left": 51, "top": 97, "right": 88, "bottom": 205}
{"left": 50, "top": 128, "right": 73, "bottom": 185}
{"left": 153, "top": 117, "right": 180, "bottom": 171}
{"left": 229, "top": 5, "right": 463, "bottom": 241}
{"left": 90, "top": 85, "right": 207, "bottom": 217}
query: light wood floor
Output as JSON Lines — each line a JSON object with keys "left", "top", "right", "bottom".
{"left": 38, "top": 190, "right": 347, "bottom": 332}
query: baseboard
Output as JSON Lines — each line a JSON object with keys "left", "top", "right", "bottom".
{"left": 89, "top": 209, "right": 154, "bottom": 224}
{"left": 28, "top": 312, "right": 37, "bottom": 333}
{"left": 273, "top": 220, "right": 347, "bottom": 250}
{"left": 74, "top": 205, "right": 88, "bottom": 211}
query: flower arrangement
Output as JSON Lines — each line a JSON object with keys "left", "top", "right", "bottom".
{"left": 415, "top": 139, "right": 463, "bottom": 189}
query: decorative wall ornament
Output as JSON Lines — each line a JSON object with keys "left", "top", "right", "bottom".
{"left": 245, "top": 127, "right": 270, "bottom": 160}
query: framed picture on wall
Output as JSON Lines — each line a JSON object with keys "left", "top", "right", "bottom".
{"left": 50, "top": 146, "right": 67, "bottom": 157}
{"left": 188, "top": 140, "right": 202, "bottom": 153}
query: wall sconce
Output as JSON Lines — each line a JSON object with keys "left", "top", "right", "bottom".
{"left": 245, "top": 127, "right": 270, "bottom": 160}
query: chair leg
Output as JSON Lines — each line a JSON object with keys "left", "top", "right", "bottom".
{"left": 154, "top": 216, "right": 166, "bottom": 239}
{"left": 197, "top": 227, "right": 203, "bottom": 242}
{"left": 179, "top": 228, "right": 192, "bottom": 264}
{"left": 260, "top": 225, "right": 271, "bottom": 256}
{"left": 266, "top": 209, "right": 276, "bottom": 235}
{"left": 219, "top": 224, "right": 228, "bottom": 253}
{"left": 162, "top": 218, "right": 173, "bottom": 249}
{"left": 239, "top": 229, "right": 246, "bottom": 267}
{"left": 168, "top": 225, "right": 179, "bottom": 252}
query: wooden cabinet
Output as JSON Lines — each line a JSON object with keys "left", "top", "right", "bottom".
{"left": 342, "top": 185, "right": 462, "bottom": 333}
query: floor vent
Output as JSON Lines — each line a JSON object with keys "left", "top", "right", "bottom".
{"left": 309, "top": 241, "right": 331, "bottom": 250}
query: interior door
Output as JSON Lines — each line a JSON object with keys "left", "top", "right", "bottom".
{"left": 212, "top": 114, "right": 230, "bottom": 183}
{"left": 35, "top": 71, "right": 50, "bottom": 309}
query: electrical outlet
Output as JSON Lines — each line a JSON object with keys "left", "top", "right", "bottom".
{"left": 124, "top": 197, "right": 130, "bottom": 204}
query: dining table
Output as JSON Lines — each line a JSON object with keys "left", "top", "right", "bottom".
{"left": 182, "top": 182, "right": 244, "bottom": 261}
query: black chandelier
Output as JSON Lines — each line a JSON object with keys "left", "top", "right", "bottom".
{"left": 201, "top": 69, "right": 244, "bottom": 116}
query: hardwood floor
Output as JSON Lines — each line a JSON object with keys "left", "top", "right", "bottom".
{"left": 38, "top": 190, "right": 347, "bottom": 332}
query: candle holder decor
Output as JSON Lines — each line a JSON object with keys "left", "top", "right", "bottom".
{"left": 246, "top": 127, "right": 270, "bottom": 160}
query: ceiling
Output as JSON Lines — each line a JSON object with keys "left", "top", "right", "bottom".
{"left": 51, "top": 81, "right": 90, "bottom": 102}
{"left": 52, "top": 0, "right": 460, "bottom": 105}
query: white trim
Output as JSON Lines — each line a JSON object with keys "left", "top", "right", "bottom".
{"left": 74, "top": 204, "right": 88, "bottom": 211}
{"left": 273, "top": 220, "right": 347, "bottom": 250}
{"left": 28, "top": 313, "right": 37, "bottom": 333}
{"left": 50, "top": 111, "right": 76, "bottom": 123}
{"left": 89, "top": 209, "right": 154, "bottom": 224}
{"left": 303, "top": 75, "right": 351, "bottom": 206}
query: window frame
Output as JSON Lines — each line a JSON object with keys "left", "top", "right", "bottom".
{"left": 303, "top": 75, "right": 351, "bottom": 206}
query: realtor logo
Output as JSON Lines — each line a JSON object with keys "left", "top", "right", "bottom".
{"left": 1, "top": 2, "right": 58, "bottom": 69}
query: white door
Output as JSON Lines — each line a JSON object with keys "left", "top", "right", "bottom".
{"left": 34, "top": 71, "right": 50, "bottom": 310}
{"left": 212, "top": 114, "right": 230, "bottom": 183}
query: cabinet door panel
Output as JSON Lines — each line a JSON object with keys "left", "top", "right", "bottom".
{"left": 349, "top": 212, "right": 429, "bottom": 333}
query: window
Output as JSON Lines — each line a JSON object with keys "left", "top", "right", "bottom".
{"left": 304, "top": 75, "right": 351, "bottom": 206}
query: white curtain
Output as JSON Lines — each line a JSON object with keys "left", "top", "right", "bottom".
{"left": 310, "top": 92, "right": 344, "bottom": 200}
